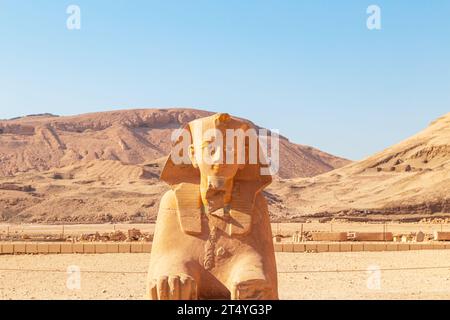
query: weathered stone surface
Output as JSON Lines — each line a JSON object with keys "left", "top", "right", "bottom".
{"left": 147, "top": 113, "right": 278, "bottom": 300}
{"left": 73, "top": 243, "right": 84, "bottom": 253}
{"left": 48, "top": 243, "right": 61, "bottom": 254}
{"left": 37, "top": 243, "right": 49, "bottom": 254}
{"left": 130, "top": 243, "right": 143, "bottom": 253}
{"left": 2, "top": 243, "right": 14, "bottom": 254}
{"left": 84, "top": 243, "right": 95, "bottom": 253}
{"left": 311, "top": 232, "right": 347, "bottom": 242}
{"left": 107, "top": 243, "right": 119, "bottom": 253}
{"left": 95, "top": 243, "right": 108, "bottom": 253}
{"left": 118, "top": 243, "right": 130, "bottom": 253}
{"left": 61, "top": 243, "right": 73, "bottom": 253}
{"left": 25, "top": 243, "right": 38, "bottom": 254}
{"left": 354, "top": 232, "right": 393, "bottom": 242}
{"left": 434, "top": 232, "right": 450, "bottom": 241}
{"left": 14, "top": 243, "right": 26, "bottom": 253}
{"left": 415, "top": 231, "right": 425, "bottom": 242}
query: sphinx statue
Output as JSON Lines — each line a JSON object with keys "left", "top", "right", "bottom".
{"left": 146, "top": 113, "right": 278, "bottom": 300}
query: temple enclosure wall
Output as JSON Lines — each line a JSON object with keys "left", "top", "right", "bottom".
{"left": 2, "top": 241, "right": 450, "bottom": 255}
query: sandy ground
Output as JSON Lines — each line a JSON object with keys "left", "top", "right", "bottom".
{"left": 1, "top": 251, "right": 450, "bottom": 300}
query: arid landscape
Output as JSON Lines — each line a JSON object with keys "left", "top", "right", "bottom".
{"left": 1, "top": 0, "right": 449, "bottom": 304}
{"left": 0, "top": 108, "right": 351, "bottom": 223}
{"left": 268, "top": 112, "right": 450, "bottom": 222}
{"left": 0, "top": 108, "right": 449, "bottom": 300}
{"left": 0, "top": 108, "right": 448, "bottom": 224}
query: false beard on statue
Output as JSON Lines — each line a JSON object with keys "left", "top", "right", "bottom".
{"left": 203, "top": 176, "right": 232, "bottom": 218}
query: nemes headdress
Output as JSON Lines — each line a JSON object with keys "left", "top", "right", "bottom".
{"left": 160, "top": 113, "right": 273, "bottom": 236}
{"left": 160, "top": 113, "right": 272, "bottom": 191}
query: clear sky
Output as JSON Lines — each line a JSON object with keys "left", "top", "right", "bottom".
{"left": 0, "top": 1, "right": 449, "bottom": 160}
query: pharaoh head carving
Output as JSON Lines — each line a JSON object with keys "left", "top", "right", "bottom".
{"left": 160, "top": 113, "right": 273, "bottom": 214}
{"left": 161, "top": 113, "right": 272, "bottom": 184}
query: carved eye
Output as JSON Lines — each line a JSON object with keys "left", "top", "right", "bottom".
{"left": 208, "top": 145, "right": 216, "bottom": 154}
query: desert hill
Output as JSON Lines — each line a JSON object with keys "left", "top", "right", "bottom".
{"left": 0, "top": 108, "right": 351, "bottom": 223}
{"left": 267, "top": 112, "right": 450, "bottom": 222}
{"left": 0, "top": 159, "right": 167, "bottom": 223}
{"left": 0, "top": 108, "right": 349, "bottom": 179}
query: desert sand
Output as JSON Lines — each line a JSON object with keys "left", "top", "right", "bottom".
{"left": 1, "top": 251, "right": 450, "bottom": 300}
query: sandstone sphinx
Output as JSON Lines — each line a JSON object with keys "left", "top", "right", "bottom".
{"left": 147, "top": 113, "right": 278, "bottom": 300}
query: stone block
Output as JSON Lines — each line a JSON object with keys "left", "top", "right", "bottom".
{"left": 364, "top": 243, "right": 386, "bottom": 252}
{"left": 311, "top": 232, "right": 347, "bottom": 242}
{"left": 84, "top": 243, "right": 95, "bottom": 253}
{"left": 354, "top": 232, "right": 393, "bottom": 241}
{"left": 339, "top": 243, "right": 352, "bottom": 252}
{"left": 421, "top": 243, "right": 433, "bottom": 250}
{"left": 409, "top": 243, "right": 420, "bottom": 250}
{"left": 351, "top": 243, "right": 363, "bottom": 252}
{"left": 37, "top": 243, "right": 49, "bottom": 253}
{"left": 61, "top": 243, "right": 73, "bottom": 253}
{"left": 282, "top": 243, "right": 294, "bottom": 253}
{"left": 48, "top": 243, "right": 61, "bottom": 253}
{"left": 273, "top": 243, "right": 282, "bottom": 252}
{"left": 131, "top": 243, "right": 143, "bottom": 253}
{"left": 14, "top": 243, "right": 26, "bottom": 254}
{"left": 107, "top": 243, "right": 119, "bottom": 253}
{"left": 2, "top": 243, "right": 14, "bottom": 254}
{"left": 305, "top": 244, "right": 317, "bottom": 252}
{"left": 293, "top": 243, "right": 305, "bottom": 252}
{"left": 316, "top": 244, "right": 329, "bottom": 252}
{"left": 415, "top": 231, "right": 425, "bottom": 242}
{"left": 328, "top": 244, "right": 340, "bottom": 252}
{"left": 118, "top": 243, "right": 131, "bottom": 253}
{"left": 434, "top": 232, "right": 450, "bottom": 241}
{"left": 73, "top": 243, "right": 84, "bottom": 253}
{"left": 25, "top": 243, "right": 38, "bottom": 254}
{"left": 142, "top": 243, "right": 152, "bottom": 253}
{"left": 95, "top": 243, "right": 108, "bottom": 253}
{"left": 433, "top": 243, "right": 446, "bottom": 250}
{"left": 385, "top": 243, "right": 398, "bottom": 251}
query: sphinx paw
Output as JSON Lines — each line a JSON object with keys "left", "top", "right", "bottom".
{"left": 148, "top": 274, "right": 198, "bottom": 300}
{"left": 232, "top": 279, "right": 273, "bottom": 300}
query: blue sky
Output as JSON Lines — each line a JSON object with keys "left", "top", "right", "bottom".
{"left": 0, "top": 0, "right": 449, "bottom": 160}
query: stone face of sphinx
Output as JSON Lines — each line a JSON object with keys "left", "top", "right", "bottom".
{"left": 147, "top": 113, "right": 278, "bottom": 300}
